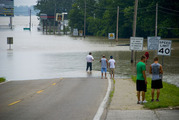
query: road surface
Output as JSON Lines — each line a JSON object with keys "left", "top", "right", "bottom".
{"left": 0, "top": 77, "right": 108, "bottom": 120}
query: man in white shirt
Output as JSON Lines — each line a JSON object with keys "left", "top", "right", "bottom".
{"left": 86, "top": 52, "right": 94, "bottom": 72}
{"left": 108, "top": 56, "right": 116, "bottom": 79}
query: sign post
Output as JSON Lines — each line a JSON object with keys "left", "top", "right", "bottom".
{"left": 130, "top": 37, "right": 144, "bottom": 64}
{"left": 7, "top": 37, "right": 13, "bottom": 50}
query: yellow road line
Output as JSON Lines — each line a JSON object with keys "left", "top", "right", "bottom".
{"left": 52, "top": 83, "right": 56, "bottom": 85}
{"left": 8, "top": 100, "right": 21, "bottom": 106}
{"left": 36, "top": 90, "right": 44, "bottom": 94}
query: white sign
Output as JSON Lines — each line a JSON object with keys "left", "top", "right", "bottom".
{"left": 130, "top": 37, "right": 143, "bottom": 51}
{"left": 158, "top": 40, "right": 172, "bottom": 56}
{"left": 73, "top": 28, "right": 78, "bottom": 36}
{"left": 40, "top": 13, "right": 47, "bottom": 20}
{"left": 147, "top": 37, "right": 161, "bottom": 50}
{"left": 108, "top": 33, "right": 115, "bottom": 39}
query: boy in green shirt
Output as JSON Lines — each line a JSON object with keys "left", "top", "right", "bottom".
{"left": 136, "top": 56, "right": 147, "bottom": 104}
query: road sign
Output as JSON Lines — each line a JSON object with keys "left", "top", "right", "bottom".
{"left": 108, "top": 33, "right": 115, "bottom": 39}
{"left": 0, "top": 0, "right": 14, "bottom": 17}
{"left": 73, "top": 28, "right": 78, "bottom": 36}
{"left": 147, "top": 37, "right": 161, "bottom": 50}
{"left": 158, "top": 40, "right": 172, "bottom": 56}
{"left": 79, "top": 30, "right": 83, "bottom": 37}
{"left": 130, "top": 37, "right": 143, "bottom": 51}
{"left": 7, "top": 37, "right": 13, "bottom": 44}
{"left": 40, "top": 13, "right": 47, "bottom": 20}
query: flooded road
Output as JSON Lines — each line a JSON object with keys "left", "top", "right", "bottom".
{"left": 0, "top": 16, "right": 179, "bottom": 87}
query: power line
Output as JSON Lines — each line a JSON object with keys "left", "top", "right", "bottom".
{"left": 158, "top": 6, "right": 179, "bottom": 13}
{"left": 159, "top": 10, "right": 179, "bottom": 17}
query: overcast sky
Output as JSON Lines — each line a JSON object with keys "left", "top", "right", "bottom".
{"left": 14, "top": 0, "right": 37, "bottom": 6}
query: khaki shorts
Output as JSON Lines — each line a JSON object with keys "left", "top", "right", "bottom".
{"left": 110, "top": 68, "right": 115, "bottom": 74}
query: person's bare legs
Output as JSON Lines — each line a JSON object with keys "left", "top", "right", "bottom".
{"left": 142, "top": 91, "right": 145, "bottom": 102}
{"left": 137, "top": 91, "right": 140, "bottom": 102}
{"left": 101, "top": 73, "right": 103, "bottom": 79}
{"left": 151, "top": 89, "right": 155, "bottom": 100}
{"left": 112, "top": 73, "right": 114, "bottom": 79}
{"left": 105, "top": 73, "right": 107, "bottom": 79}
{"left": 157, "top": 89, "right": 160, "bottom": 100}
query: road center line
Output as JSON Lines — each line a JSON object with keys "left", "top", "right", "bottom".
{"left": 93, "top": 77, "right": 112, "bottom": 120}
{"left": 36, "top": 90, "right": 44, "bottom": 94}
{"left": 8, "top": 100, "right": 21, "bottom": 106}
{"left": 52, "top": 83, "right": 56, "bottom": 85}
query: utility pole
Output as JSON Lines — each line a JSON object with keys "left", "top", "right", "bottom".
{"left": 131, "top": 0, "right": 138, "bottom": 63}
{"left": 10, "top": 17, "right": 12, "bottom": 29}
{"left": 116, "top": 6, "right": 119, "bottom": 41}
{"left": 154, "top": 3, "right": 158, "bottom": 57}
{"left": 84, "top": 0, "right": 86, "bottom": 38}
{"left": 155, "top": 3, "right": 158, "bottom": 37}
{"left": 29, "top": 9, "right": 31, "bottom": 30}
{"left": 53, "top": 2, "right": 56, "bottom": 35}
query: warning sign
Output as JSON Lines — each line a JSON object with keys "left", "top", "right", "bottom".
{"left": 130, "top": 37, "right": 143, "bottom": 51}
{"left": 158, "top": 40, "right": 172, "bottom": 56}
{"left": 108, "top": 33, "right": 115, "bottom": 39}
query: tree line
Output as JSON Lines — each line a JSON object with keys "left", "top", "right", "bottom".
{"left": 34, "top": 0, "right": 179, "bottom": 38}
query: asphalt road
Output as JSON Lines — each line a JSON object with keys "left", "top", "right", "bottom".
{"left": 0, "top": 77, "right": 108, "bottom": 120}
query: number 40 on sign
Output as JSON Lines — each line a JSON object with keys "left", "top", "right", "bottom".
{"left": 158, "top": 40, "right": 172, "bottom": 56}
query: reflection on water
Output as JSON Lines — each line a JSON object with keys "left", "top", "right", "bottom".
{"left": 0, "top": 16, "right": 179, "bottom": 87}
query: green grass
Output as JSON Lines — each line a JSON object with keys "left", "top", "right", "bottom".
{"left": 131, "top": 75, "right": 179, "bottom": 109}
{"left": 109, "top": 78, "right": 115, "bottom": 103}
{"left": 0, "top": 77, "right": 6, "bottom": 83}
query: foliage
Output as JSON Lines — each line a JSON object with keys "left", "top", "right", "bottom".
{"left": 0, "top": 77, "right": 6, "bottom": 83}
{"left": 131, "top": 75, "right": 179, "bottom": 109}
{"left": 35, "top": 0, "right": 179, "bottom": 38}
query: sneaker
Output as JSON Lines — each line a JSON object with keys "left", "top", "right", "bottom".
{"left": 156, "top": 99, "right": 159, "bottom": 102}
{"left": 151, "top": 99, "right": 154, "bottom": 102}
{"left": 143, "top": 100, "right": 148, "bottom": 103}
{"left": 137, "top": 101, "right": 140, "bottom": 104}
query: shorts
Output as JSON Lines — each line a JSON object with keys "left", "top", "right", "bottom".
{"left": 110, "top": 68, "right": 115, "bottom": 74}
{"left": 101, "top": 68, "right": 107, "bottom": 73}
{"left": 136, "top": 80, "right": 147, "bottom": 92}
{"left": 152, "top": 79, "right": 163, "bottom": 89}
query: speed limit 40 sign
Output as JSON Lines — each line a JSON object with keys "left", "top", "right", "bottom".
{"left": 158, "top": 40, "right": 172, "bottom": 56}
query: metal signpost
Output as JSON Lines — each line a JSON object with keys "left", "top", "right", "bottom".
{"left": 7, "top": 37, "right": 13, "bottom": 50}
{"left": 130, "top": 37, "right": 144, "bottom": 64}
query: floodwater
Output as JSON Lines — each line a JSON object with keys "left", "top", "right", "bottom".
{"left": 0, "top": 16, "right": 179, "bottom": 87}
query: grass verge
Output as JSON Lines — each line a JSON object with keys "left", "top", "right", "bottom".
{"left": 0, "top": 77, "right": 6, "bottom": 83}
{"left": 109, "top": 78, "right": 115, "bottom": 103}
{"left": 131, "top": 75, "right": 179, "bottom": 109}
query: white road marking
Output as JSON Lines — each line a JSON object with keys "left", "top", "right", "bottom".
{"left": 93, "top": 77, "right": 112, "bottom": 120}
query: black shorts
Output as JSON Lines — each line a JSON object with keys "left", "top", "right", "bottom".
{"left": 136, "top": 80, "right": 147, "bottom": 92}
{"left": 151, "top": 79, "right": 163, "bottom": 89}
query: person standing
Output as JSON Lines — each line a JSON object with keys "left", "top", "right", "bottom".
{"left": 145, "top": 51, "right": 149, "bottom": 63}
{"left": 108, "top": 56, "right": 115, "bottom": 79}
{"left": 100, "top": 55, "right": 108, "bottom": 79}
{"left": 149, "top": 57, "right": 163, "bottom": 102}
{"left": 86, "top": 52, "right": 94, "bottom": 72}
{"left": 136, "top": 56, "right": 147, "bottom": 104}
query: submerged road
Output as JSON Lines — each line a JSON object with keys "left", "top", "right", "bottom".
{"left": 0, "top": 77, "right": 108, "bottom": 120}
